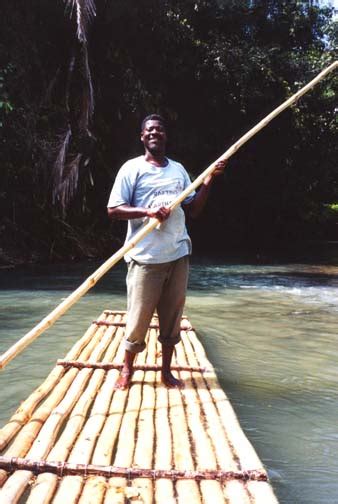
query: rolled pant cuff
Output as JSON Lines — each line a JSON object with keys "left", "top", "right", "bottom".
{"left": 124, "top": 340, "right": 146, "bottom": 354}
{"left": 158, "top": 334, "right": 181, "bottom": 347}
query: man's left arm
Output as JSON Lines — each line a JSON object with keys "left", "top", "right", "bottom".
{"left": 183, "top": 160, "right": 227, "bottom": 218}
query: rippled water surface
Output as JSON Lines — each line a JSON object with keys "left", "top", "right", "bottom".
{"left": 0, "top": 254, "right": 337, "bottom": 503}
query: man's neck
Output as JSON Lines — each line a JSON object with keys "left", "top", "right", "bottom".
{"left": 144, "top": 151, "right": 167, "bottom": 167}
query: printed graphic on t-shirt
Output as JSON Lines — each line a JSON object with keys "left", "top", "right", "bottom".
{"left": 150, "top": 178, "right": 184, "bottom": 209}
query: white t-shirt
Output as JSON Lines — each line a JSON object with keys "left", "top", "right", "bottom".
{"left": 107, "top": 156, "right": 195, "bottom": 263}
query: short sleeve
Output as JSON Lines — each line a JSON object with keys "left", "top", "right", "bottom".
{"left": 107, "top": 162, "right": 135, "bottom": 208}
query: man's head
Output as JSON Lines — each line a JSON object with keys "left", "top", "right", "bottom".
{"left": 141, "top": 114, "right": 166, "bottom": 132}
{"left": 141, "top": 114, "right": 167, "bottom": 157}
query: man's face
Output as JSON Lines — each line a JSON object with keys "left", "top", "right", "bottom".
{"left": 141, "top": 120, "right": 167, "bottom": 155}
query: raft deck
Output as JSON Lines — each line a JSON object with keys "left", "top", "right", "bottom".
{"left": 0, "top": 310, "right": 278, "bottom": 503}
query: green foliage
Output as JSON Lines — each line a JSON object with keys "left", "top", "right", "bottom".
{"left": 0, "top": 0, "right": 337, "bottom": 264}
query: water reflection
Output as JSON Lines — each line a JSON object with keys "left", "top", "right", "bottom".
{"left": 0, "top": 258, "right": 337, "bottom": 503}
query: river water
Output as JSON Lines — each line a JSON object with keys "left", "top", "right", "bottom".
{"left": 0, "top": 249, "right": 337, "bottom": 504}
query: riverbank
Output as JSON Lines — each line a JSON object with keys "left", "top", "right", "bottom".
{"left": 1, "top": 237, "right": 337, "bottom": 271}
{"left": 1, "top": 207, "right": 337, "bottom": 268}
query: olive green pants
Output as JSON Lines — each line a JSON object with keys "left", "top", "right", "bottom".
{"left": 124, "top": 255, "right": 189, "bottom": 353}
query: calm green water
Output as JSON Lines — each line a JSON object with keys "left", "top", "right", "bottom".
{"left": 0, "top": 253, "right": 338, "bottom": 504}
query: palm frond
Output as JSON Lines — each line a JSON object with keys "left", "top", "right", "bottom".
{"left": 52, "top": 128, "right": 82, "bottom": 216}
{"left": 52, "top": 2, "right": 96, "bottom": 215}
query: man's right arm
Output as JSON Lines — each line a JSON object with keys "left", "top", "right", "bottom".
{"left": 108, "top": 205, "right": 171, "bottom": 222}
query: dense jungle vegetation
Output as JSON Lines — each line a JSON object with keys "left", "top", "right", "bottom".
{"left": 0, "top": 0, "right": 337, "bottom": 265}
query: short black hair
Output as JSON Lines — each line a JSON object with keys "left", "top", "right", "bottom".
{"left": 141, "top": 114, "right": 166, "bottom": 131}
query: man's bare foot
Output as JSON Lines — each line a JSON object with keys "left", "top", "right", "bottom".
{"left": 114, "top": 371, "right": 133, "bottom": 390}
{"left": 161, "top": 371, "right": 184, "bottom": 388}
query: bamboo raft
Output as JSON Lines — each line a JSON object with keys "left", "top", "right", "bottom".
{"left": 0, "top": 310, "right": 278, "bottom": 503}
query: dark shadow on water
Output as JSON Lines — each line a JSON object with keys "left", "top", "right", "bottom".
{"left": 0, "top": 260, "right": 128, "bottom": 293}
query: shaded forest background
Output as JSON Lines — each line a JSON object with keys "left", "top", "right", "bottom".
{"left": 0, "top": 0, "right": 337, "bottom": 266}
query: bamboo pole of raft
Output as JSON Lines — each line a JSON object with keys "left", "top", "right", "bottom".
{"left": 174, "top": 338, "right": 225, "bottom": 503}
{"left": 103, "top": 338, "right": 149, "bottom": 503}
{"left": 126, "top": 326, "right": 157, "bottom": 503}
{"left": 179, "top": 330, "right": 255, "bottom": 503}
{"left": 52, "top": 317, "right": 138, "bottom": 504}
{"left": 0, "top": 61, "right": 336, "bottom": 372}
{"left": 154, "top": 364, "right": 175, "bottom": 503}
{"left": 54, "top": 325, "right": 128, "bottom": 504}
{"left": 78, "top": 328, "right": 131, "bottom": 503}
{"left": 177, "top": 329, "right": 263, "bottom": 503}
{"left": 0, "top": 320, "right": 108, "bottom": 490}
{"left": 56, "top": 360, "right": 204, "bottom": 372}
{"left": 0, "top": 311, "right": 110, "bottom": 451}
{"left": 40, "top": 319, "right": 125, "bottom": 504}
{"left": 0, "top": 312, "right": 108, "bottom": 452}
{"left": 0, "top": 458, "right": 270, "bottom": 482}
{"left": 167, "top": 355, "right": 201, "bottom": 502}
{"left": 0, "top": 331, "right": 112, "bottom": 502}
{"left": 183, "top": 328, "right": 279, "bottom": 503}
{"left": 24, "top": 316, "right": 126, "bottom": 504}
{"left": 0, "top": 314, "right": 124, "bottom": 503}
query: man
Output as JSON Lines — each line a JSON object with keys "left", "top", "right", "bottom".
{"left": 107, "top": 114, "right": 225, "bottom": 389}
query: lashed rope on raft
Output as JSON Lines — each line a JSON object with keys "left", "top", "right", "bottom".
{"left": 0, "top": 456, "right": 268, "bottom": 482}
{"left": 92, "top": 320, "right": 194, "bottom": 330}
{"left": 56, "top": 359, "right": 207, "bottom": 372}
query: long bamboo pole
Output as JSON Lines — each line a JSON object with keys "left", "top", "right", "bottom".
{"left": 0, "top": 60, "right": 336, "bottom": 371}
